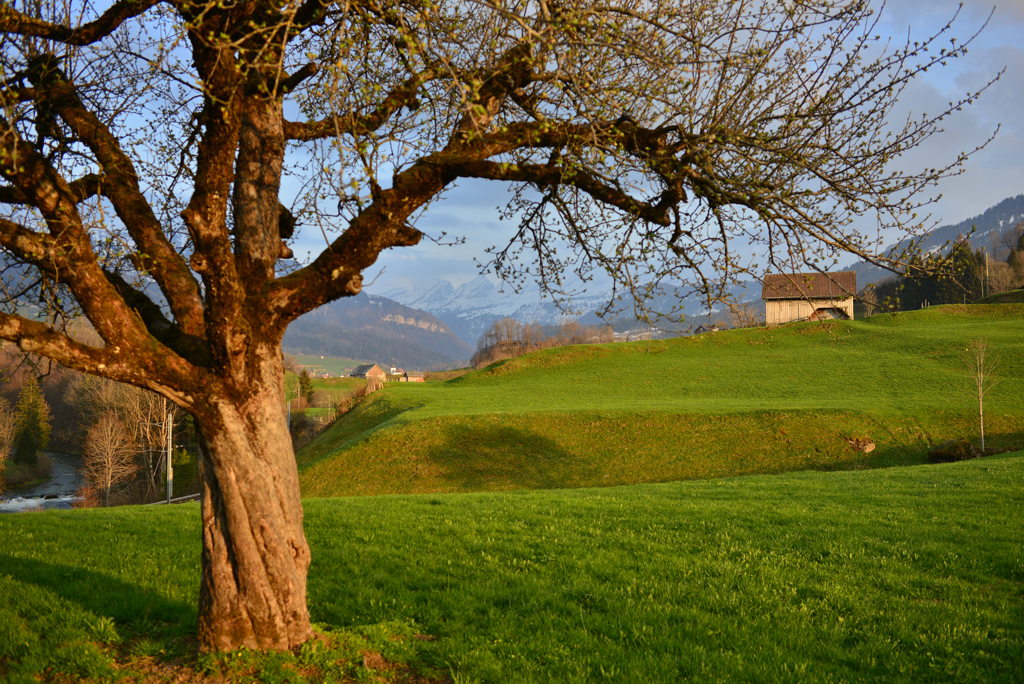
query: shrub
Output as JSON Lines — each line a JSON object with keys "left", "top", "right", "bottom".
{"left": 14, "top": 378, "right": 51, "bottom": 465}
{"left": 32, "top": 451, "right": 52, "bottom": 479}
{"left": 0, "top": 397, "right": 15, "bottom": 488}
{"left": 927, "top": 439, "right": 981, "bottom": 463}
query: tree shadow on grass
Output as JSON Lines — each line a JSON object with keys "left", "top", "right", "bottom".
{"left": 421, "top": 420, "right": 584, "bottom": 492}
{"left": 0, "top": 554, "right": 195, "bottom": 630}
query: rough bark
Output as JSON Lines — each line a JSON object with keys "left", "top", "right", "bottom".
{"left": 195, "top": 344, "right": 312, "bottom": 651}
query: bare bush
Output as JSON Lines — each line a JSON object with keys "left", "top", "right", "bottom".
{"left": 72, "top": 483, "right": 101, "bottom": 509}
{"left": 32, "top": 451, "right": 52, "bottom": 479}
{"left": 473, "top": 318, "right": 616, "bottom": 368}
{"left": 727, "top": 303, "right": 765, "bottom": 329}
{"left": 82, "top": 413, "right": 139, "bottom": 507}
{"left": 66, "top": 375, "right": 184, "bottom": 499}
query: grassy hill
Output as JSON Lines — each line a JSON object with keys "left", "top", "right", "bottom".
{"left": 977, "top": 288, "right": 1024, "bottom": 304}
{"left": 297, "top": 304, "right": 1024, "bottom": 497}
{"left": 2, "top": 454, "right": 1022, "bottom": 682}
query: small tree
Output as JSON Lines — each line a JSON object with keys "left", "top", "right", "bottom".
{"left": 82, "top": 413, "right": 138, "bottom": 506}
{"left": 962, "top": 339, "right": 1000, "bottom": 452}
{"left": 14, "top": 377, "right": 51, "bottom": 465}
{"left": 0, "top": 397, "right": 17, "bottom": 488}
{"left": 298, "top": 369, "right": 315, "bottom": 406}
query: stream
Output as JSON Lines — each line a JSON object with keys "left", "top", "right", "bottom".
{"left": 0, "top": 452, "right": 84, "bottom": 513}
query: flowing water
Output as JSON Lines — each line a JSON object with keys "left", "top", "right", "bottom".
{"left": 0, "top": 452, "right": 83, "bottom": 513}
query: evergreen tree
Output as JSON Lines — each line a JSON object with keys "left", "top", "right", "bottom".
{"left": 298, "top": 369, "right": 315, "bottom": 406}
{"left": 14, "top": 377, "right": 51, "bottom": 465}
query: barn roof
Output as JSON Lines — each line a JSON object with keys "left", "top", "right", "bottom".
{"left": 351, "top": 364, "right": 384, "bottom": 376}
{"left": 761, "top": 271, "right": 857, "bottom": 300}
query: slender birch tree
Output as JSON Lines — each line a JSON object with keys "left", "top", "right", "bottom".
{"left": 0, "top": 0, "right": 996, "bottom": 651}
{"left": 962, "top": 338, "right": 1000, "bottom": 452}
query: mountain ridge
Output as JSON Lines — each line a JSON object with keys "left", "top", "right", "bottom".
{"left": 846, "top": 194, "right": 1024, "bottom": 286}
{"left": 283, "top": 292, "right": 472, "bottom": 369}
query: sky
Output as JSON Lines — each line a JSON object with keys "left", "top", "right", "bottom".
{"left": 287, "top": 0, "right": 1024, "bottom": 296}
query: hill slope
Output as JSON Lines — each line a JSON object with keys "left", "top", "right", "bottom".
{"left": 297, "top": 304, "right": 1024, "bottom": 497}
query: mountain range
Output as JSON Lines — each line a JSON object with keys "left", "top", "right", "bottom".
{"left": 846, "top": 194, "right": 1024, "bottom": 286}
{"left": 376, "top": 276, "right": 616, "bottom": 346}
{"left": 283, "top": 293, "right": 473, "bottom": 369}
{"left": 288, "top": 194, "right": 1022, "bottom": 365}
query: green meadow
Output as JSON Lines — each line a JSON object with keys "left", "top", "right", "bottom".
{"left": 298, "top": 305, "right": 1024, "bottom": 497}
{"left": 2, "top": 304, "right": 1022, "bottom": 682}
{"left": 291, "top": 355, "right": 365, "bottom": 376}
{"left": 1, "top": 455, "right": 1022, "bottom": 682}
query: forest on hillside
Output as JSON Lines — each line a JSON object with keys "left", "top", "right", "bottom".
{"left": 862, "top": 222, "right": 1024, "bottom": 313}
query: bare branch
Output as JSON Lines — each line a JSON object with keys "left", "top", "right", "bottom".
{"left": 0, "top": 0, "right": 161, "bottom": 45}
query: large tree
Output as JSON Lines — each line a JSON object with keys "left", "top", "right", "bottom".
{"left": 0, "top": 0, "right": 993, "bottom": 651}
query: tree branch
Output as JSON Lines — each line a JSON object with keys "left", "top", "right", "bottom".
{"left": 0, "top": 0, "right": 161, "bottom": 46}
{"left": 454, "top": 159, "right": 673, "bottom": 226}
{"left": 284, "top": 69, "right": 436, "bottom": 141}
{"left": 26, "top": 56, "right": 206, "bottom": 337}
{"left": 0, "top": 311, "right": 195, "bottom": 404}
{"left": 0, "top": 173, "right": 104, "bottom": 205}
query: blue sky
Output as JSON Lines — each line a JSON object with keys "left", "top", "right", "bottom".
{"left": 284, "top": 0, "right": 1024, "bottom": 296}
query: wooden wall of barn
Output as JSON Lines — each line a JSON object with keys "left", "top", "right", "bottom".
{"left": 765, "top": 297, "right": 854, "bottom": 326}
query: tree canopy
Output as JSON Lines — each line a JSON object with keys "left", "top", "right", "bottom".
{"left": 0, "top": 0, "right": 995, "bottom": 652}
{"left": 13, "top": 375, "right": 50, "bottom": 464}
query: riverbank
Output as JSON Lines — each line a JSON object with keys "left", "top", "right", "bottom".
{"left": 0, "top": 451, "right": 83, "bottom": 513}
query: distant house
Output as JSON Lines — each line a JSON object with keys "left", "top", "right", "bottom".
{"left": 693, "top": 324, "right": 720, "bottom": 334}
{"left": 762, "top": 271, "right": 856, "bottom": 325}
{"left": 404, "top": 371, "right": 426, "bottom": 383}
{"left": 350, "top": 364, "right": 386, "bottom": 381}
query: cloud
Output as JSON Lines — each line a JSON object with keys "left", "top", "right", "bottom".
{"left": 877, "top": 0, "right": 1022, "bottom": 28}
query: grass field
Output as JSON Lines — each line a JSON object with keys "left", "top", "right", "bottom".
{"left": 298, "top": 304, "right": 1024, "bottom": 497}
{"left": 1, "top": 454, "right": 1021, "bottom": 682}
{"left": 291, "top": 355, "right": 366, "bottom": 376}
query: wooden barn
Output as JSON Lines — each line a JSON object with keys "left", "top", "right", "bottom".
{"left": 762, "top": 271, "right": 856, "bottom": 326}
{"left": 350, "top": 363, "right": 387, "bottom": 381}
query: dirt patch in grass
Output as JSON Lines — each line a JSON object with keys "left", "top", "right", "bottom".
{"left": 102, "top": 629, "right": 450, "bottom": 684}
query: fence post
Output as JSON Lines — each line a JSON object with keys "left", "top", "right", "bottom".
{"left": 166, "top": 411, "right": 173, "bottom": 503}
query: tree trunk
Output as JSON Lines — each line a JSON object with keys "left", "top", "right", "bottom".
{"left": 979, "top": 386, "right": 985, "bottom": 452}
{"left": 194, "top": 358, "right": 313, "bottom": 652}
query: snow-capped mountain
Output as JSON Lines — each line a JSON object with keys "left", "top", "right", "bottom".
{"left": 377, "top": 275, "right": 616, "bottom": 345}
{"left": 375, "top": 274, "right": 764, "bottom": 345}
{"left": 846, "top": 194, "right": 1024, "bottom": 286}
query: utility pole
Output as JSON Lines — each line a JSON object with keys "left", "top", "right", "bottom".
{"left": 166, "top": 410, "right": 173, "bottom": 503}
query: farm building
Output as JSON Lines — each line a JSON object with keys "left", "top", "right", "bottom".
{"left": 350, "top": 364, "right": 387, "bottom": 381}
{"left": 762, "top": 271, "right": 856, "bottom": 325}
{"left": 404, "top": 371, "right": 426, "bottom": 383}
